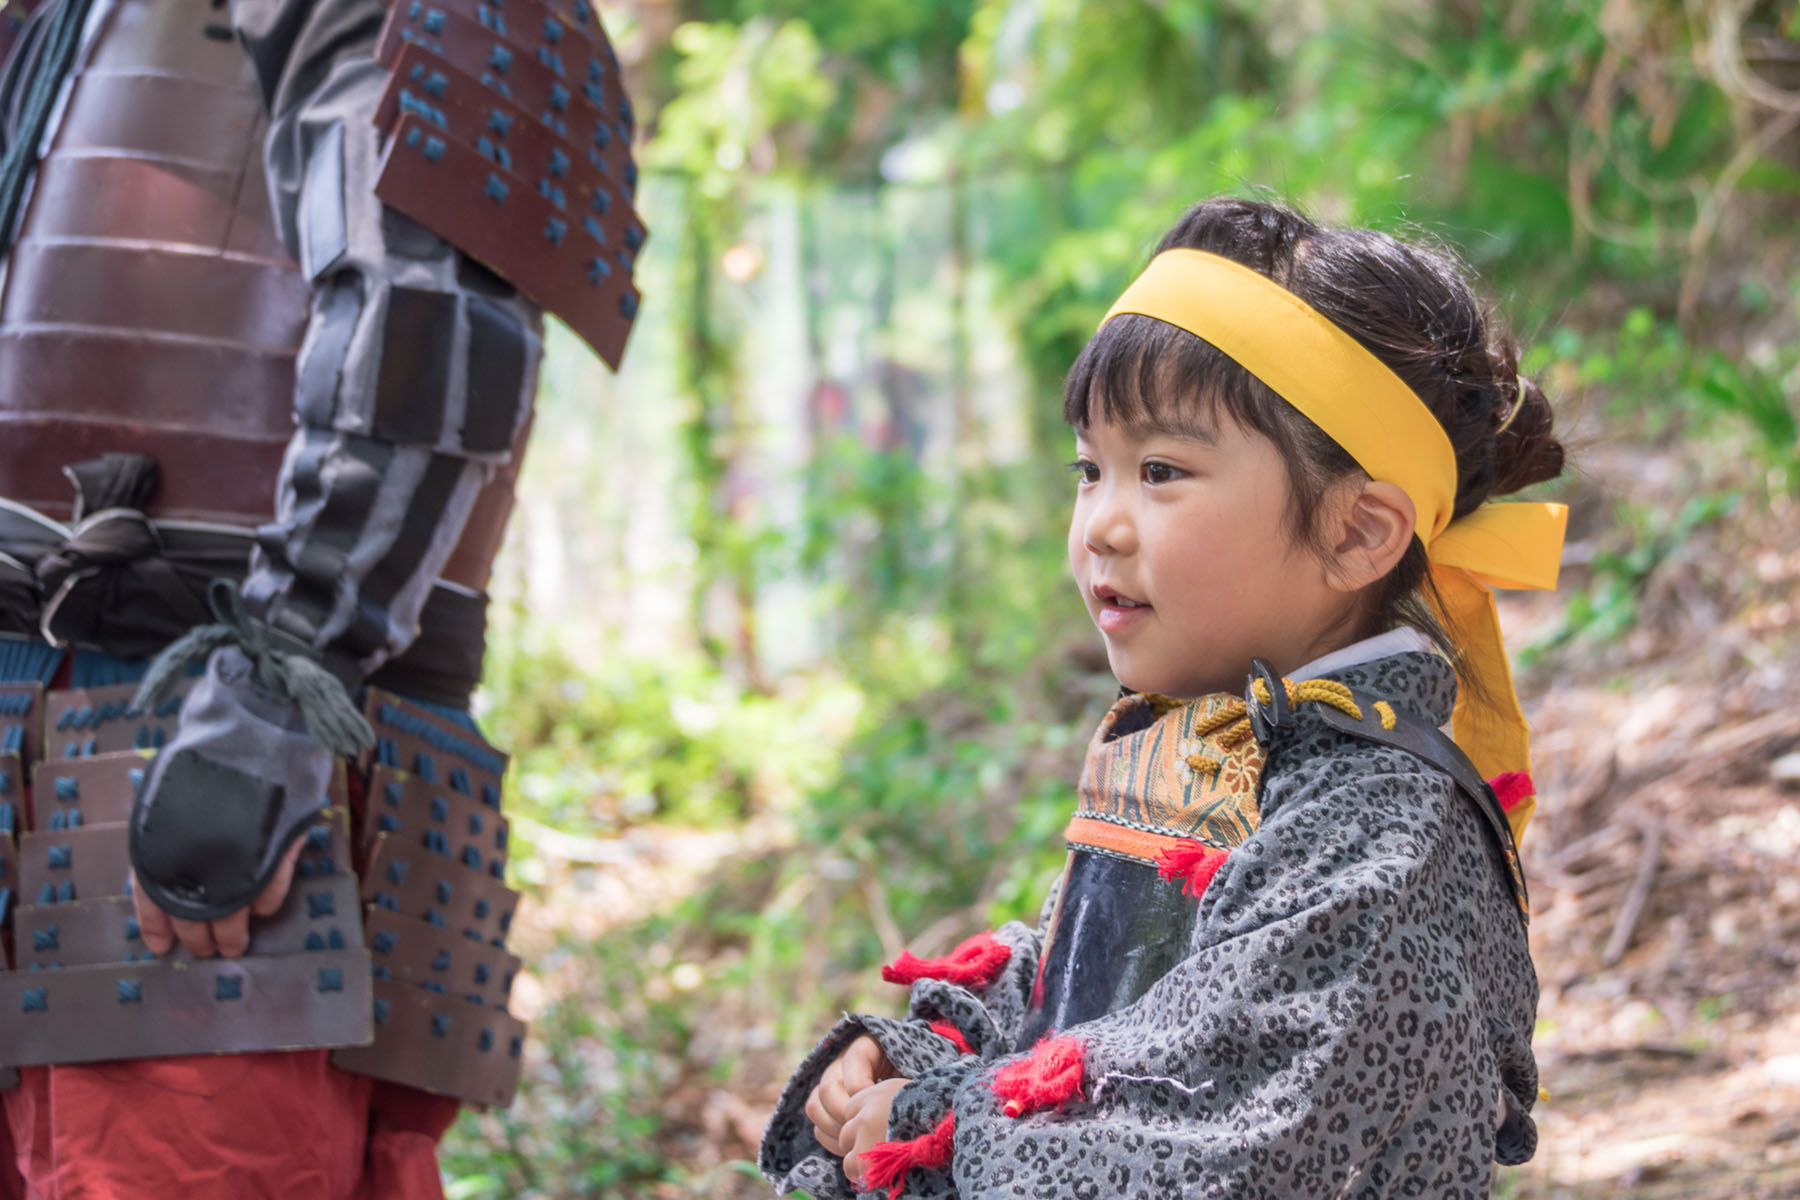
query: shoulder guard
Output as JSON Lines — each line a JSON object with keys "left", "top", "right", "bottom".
{"left": 371, "top": 0, "right": 646, "bottom": 368}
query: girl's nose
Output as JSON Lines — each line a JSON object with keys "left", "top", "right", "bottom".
{"left": 1082, "top": 490, "right": 1134, "bottom": 556}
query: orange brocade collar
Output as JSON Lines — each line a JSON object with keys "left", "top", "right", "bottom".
{"left": 1066, "top": 691, "right": 1266, "bottom": 866}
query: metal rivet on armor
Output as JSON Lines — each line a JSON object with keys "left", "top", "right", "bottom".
{"left": 130, "top": 767, "right": 145, "bottom": 791}
{"left": 538, "top": 180, "right": 567, "bottom": 209}
{"left": 308, "top": 892, "right": 336, "bottom": 918}
{"left": 487, "top": 109, "right": 513, "bottom": 139}
{"left": 46, "top": 809, "right": 61, "bottom": 831}
{"left": 489, "top": 43, "right": 512, "bottom": 74}
{"left": 54, "top": 776, "right": 77, "bottom": 801}
{"left": 0, "top": 770, "right": 9, "bottom": 796}
{"left": 424, "top": 981, "right": 446, "bottom": 995}
{"left": 118, "top": 980, "right": 142, "bottom": 1005}
{"left": 388, "top": 860, "right": 409, "bottom": 885}
{"left": 22, "top": 988, "right": 46, "bottom": 1013}
{"left": 379, "top": 813, "right": 401, "bottom": 833}
{"left": 435, "top": 880, "right": 453, "bottom": 905}
{"left": 68, "top": 811, "right": 83, "bottom": 828}
{"left": 373, "top": 998, "right": 390, "bottom": 1025}
{"left": 499, "top": 910, "right": 513, "bottom": 933}
{"left": 431, "top": 1013, "right": 452, "bottom": 1038}
{"left": 483, "top": 174, "right": 509, "bottom": 205}
{"left": 543, "top": 16, "right": 562, "bottom": 43}
{"left": 548, "top": 148, "right": 571, "bottom": 178}
{"left": 47, "top": 845, "right": 71, "bottom": 870}
{"left": 543, "top": 218, "right": 567, "bottom": 246}
{"left": 317, "top": 969, "right": 344, "bottom": 993}
{"left": 464, "top": 928, "right": 482, "bottom": 942}
{"left": 449, "top": 767, "right": 470, "bottom": 794}
{"left": 405, "top": 127, "right": 423, "bottom": 150}
{"left": 431, "top": 951, "right": 451, "bottom": 972}
{"left": 425, "top": 69, "right": 449, "bottom": 99}
{"left": 423, "top": 8, "right": 446, "bottom": 35}
{"left": 330, "top": 928, "right": 345, "bottom": 949}
{"left": 125, "top": 916, "right": 140, "bottom": 941}
{"left": 548, "top": 82, "right": 570, "bottom": 112}
{"left": 585, "top": 256, "right": 611, "bottom": 285}
{"left": 58, "top": 879, "right": 76, "bottom": 901}
{"left": 305, "top": 932, "right": 325, "bottom": 951}
{"left": 307, "top": 825, "right": 332, "bottom": 851}
{"left": 580, "top": 215, "right": 604, "bottom": 244}
{"left": 475, "top": 963, "right": 491, "bottom": 985}
{"left": 509, "top": 1034, "right": 523, "bottom": 1058}
{"left": 462, "top": 846, "right": 482, "bottom": 869}
{"left": 468, "top": 812, "right": 484, "bottom": 836}
{"left": 427, "top": 909, "right": 447, "bottom": 928}
{"left": 36, "top": 882, "right": 55, "bottom": 904}
{"left": 33, "top": 926, "right": 58, "bottom": 951}
{"left": 148, "top": 730, "right": 162, "bottom": 750}
{"left": 424, "top": 136, "right": 446, "bottom": 163}
{"left": 489, "top": 861, "right": 506, "bottom": 881}
{"left": 619, "top": 293, "right": 640, "bottom": 320}
{"left": 298, "top": 860, "right": 317, "bottom": 879}
{"left": 479, "top": 1029, "right": 495, "bottom": 1052}
{"left": 474, "top": 898, "right": 491, "bottom": 920}
{"left": 216, "top": 976, "right": 243, "bottom": 1001}
{"left": 373, "top": 930, "right": 398, "bottom": 956}
{"left": 625, "top": 224, "right": 645, "bottom": 252}
{"left": 427, "top": 830, "right": 448, "bottom": 855}
{"left": 616, "top": 249, "right": 632, "bottom": 273}
{"left": 428, "top": 795, "right": 449, "bottom": 823}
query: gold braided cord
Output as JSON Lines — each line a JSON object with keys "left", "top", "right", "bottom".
{"left": 1173, "top": 677, "right": 1373, "bottom": 777}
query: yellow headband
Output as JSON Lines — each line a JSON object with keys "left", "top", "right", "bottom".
{"left": 1102, "top": 248, "right": 1568, "bottom": 845}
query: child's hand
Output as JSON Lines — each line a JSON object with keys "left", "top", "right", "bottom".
{"left": 839, "top": 1078, "right": 911, "bottom": 1184}
{"left": 804, "top": 1035, "right": 894, "bottom": 1153}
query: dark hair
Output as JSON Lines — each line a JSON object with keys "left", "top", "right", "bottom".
{"left": 1064, "top": 196, "right": 1564, "bottom": 667}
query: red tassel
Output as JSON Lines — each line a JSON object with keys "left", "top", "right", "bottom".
{"left": 928, "top": 1020, "right": 973, "bottom": 1056}
{"left": 881, "top": 932, "right": 1011, "bottom": 989}
{"left": 858, "top": 1112, "right": 955, "bottom": 1200}
{"left": 1156, "top": 839, "right": 1229, "bottom": 898}
{"left": 1488, "top": 771, "right": 1534, "bottom": 813}
{"left": 992, "top": 1035, "right": 1086, "bottom": 1117}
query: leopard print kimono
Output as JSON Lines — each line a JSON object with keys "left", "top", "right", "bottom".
{"left": 761, "top": 651, "right": 1539, "bottom": 1198}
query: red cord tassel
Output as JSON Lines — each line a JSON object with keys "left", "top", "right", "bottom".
{"left": 858, "top": 1112, "right": 955, "bottom": 1200}
{"left": 992, "top": 1035, "right": 1086, "bottom": 1117}
{"left": 1488, "top": 771, "right": 1534, "bottom": 813}
{"left": 928, "top": 1020, "right": 973, "bottom": 1056}
{"left": 881, "top": 932, "right": 1011, "bottom": 989}
{"left": 1156, "top": 839, "right": 1229, "bottom": 898}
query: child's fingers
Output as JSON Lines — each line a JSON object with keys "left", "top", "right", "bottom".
{"left": 803, "top": 1083, "right": 845, "bottom": 1150}
{"left": 838, "top": 1035, "right": 888, "bottom": 1094}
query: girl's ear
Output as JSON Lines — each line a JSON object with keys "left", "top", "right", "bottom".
{"left": 1324, "top": 480, "right": 1416, "bottom": 593}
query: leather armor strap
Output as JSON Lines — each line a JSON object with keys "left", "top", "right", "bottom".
{"left": 364, "top": 764, "right": 511, "bottom": 879}
{"left": 332, "top": 976, "right": 524, "bottom": 1109}
{"left": 0, "top": 947, "right": 373, "bottom": 1067}
{"left": 363, "top": 833, "right": 518, "bottom": 947}
{"left": 40, "top": 678, "right": 192, "bottom": 761}
{"left": 1316, "top": 695, "right": 1530, "bottom": 922}
{"left": 364, "top": 906, "right": 520, "bottom": 1008}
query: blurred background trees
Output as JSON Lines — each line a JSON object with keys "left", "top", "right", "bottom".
{"left": 444, "top": 2, "right": 1800, "bottom": 1195}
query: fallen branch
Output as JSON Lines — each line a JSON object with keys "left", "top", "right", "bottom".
{"left": 1603, "top": 815, "right": 1664, "bottom": 966}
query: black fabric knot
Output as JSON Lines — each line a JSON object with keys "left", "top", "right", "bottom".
{"left": 34, "top": 454, "right": 211, "bottom": 658}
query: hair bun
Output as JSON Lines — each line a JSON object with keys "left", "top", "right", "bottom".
{"left": 1490, "top": 370, "right": 1562, "bottom": 496}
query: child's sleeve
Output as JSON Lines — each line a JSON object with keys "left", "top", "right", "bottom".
{"left": 876, "top": 764, "right": 1538, "bottom": 1199}
{"left": 758, "top": 917, "right": 1045, "bottom": 1198}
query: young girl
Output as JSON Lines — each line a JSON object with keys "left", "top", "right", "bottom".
{"left": 760, "top": 196, "right": 1567, "bottom": 1199}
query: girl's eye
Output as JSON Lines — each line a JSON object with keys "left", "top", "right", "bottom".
{"left": 1142, "top": 461, "right": 1183, "bottom": 484}
{"left": 1067, "top": 459, "right": 1099, "bottom": 484}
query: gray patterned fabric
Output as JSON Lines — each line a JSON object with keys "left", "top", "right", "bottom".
{"left": 761, "top": 651, "right": 1538, "bottom": 1198}
{"left": 232, "top": 0, "right": 541, "bottom": 676}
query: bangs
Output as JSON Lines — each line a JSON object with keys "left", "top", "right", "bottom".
{"left": 1062, "top": 314, "right": 1264, "bottom": 438}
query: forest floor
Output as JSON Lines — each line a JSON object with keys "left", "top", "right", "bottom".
{"left": 473, "top": 433, "right": 1800, "bottom": 1199}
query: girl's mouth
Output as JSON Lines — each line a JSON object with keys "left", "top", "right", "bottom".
{"left": 1094, "top": 586, "right": 1151, "bottom": 633}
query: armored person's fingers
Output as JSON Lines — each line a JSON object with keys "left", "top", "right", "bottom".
{"left": 250, "top": 839, "right": 304, "bottom": 918}
{"left": 212, "top": 908, "right": 252, "bottom": 959}
{"left": 168, "top": 914, "right": 219, "bottom": 959}
{"left": 131, "top": 873, "right": 175, "bottom": 955}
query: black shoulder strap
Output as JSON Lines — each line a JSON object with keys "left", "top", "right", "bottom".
{"left": 1315, "top": 694, "right": 1531, "bottom": 925}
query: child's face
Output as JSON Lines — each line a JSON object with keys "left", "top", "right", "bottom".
{"left": 1067, "top": 404, "right": 1355, "bottom": 699}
